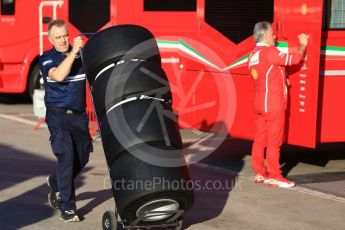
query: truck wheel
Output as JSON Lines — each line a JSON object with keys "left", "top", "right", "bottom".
{"left": 82, "top": 24, "right": 161, "bottom": 82}
{"left": 28, "top": 64, "right": 44, "bottom": 100}
{"left": 102, "top": 211, "right": 118, "bottom": 230}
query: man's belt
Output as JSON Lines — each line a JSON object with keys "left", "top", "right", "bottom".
{"left": 46, "top": 107, "right": 85, "bottom": 115}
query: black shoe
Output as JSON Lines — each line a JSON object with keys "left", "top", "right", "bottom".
{"left": 60, "top": 210, "right": 80, "bottom": 222}
{"left": 47, "top": 176, "right": 61, "bottom": 209}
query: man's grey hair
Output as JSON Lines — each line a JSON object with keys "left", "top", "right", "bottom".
{"left": 48, "top": 19, "right": 67, "bottom": 37}
{"left": 253, "top": 21, "right": 272, "bottom": 43}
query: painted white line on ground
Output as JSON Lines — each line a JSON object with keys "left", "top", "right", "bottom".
{"left": 290, "top": 186, "right": 345, "bottom": 204}
{"left": 18, "top": 113, "right": 39, "bottom": 117}
{"left": 193, "top": 162, "right": 345, "bottom": 204}
{"left": 0, "top": 113, "right": 41, "bottom": 127}
{"left": 0, "top": 176, "right": 46, "bottom": 202}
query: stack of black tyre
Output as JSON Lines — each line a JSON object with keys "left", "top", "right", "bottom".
{"left": 82, "top": 25, "right": 194, "bottom": 225}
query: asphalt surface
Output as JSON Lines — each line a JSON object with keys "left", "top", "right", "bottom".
{"left": 1, "top": 96, "right": 345, "bottom": 230}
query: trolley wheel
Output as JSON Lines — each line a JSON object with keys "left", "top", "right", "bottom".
{"left": 102, "top": 211, "right": 118, "bottom": 230}
{"left": 174, "top": 219, "right": 184, "bottom": 230}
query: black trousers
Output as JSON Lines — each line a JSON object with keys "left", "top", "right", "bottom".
{"left": 45, "top": 110, "right": 93, "bottom": 212}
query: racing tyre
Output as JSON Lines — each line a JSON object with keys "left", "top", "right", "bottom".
{"left": 99, "top": 99, "right": 181, "bottom": 165}
{"left": 109, "top": 151, "right": 194, "bottom": 225}
{"left": 92, "top": 61, "right": 171, "bottom": 120}
{"left": 82, "top": 24, "right": 161, "bottom": 82}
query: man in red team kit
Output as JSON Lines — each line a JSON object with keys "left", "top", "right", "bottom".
{"left": 248, "top": 21, "right": 308, "bottom": 188}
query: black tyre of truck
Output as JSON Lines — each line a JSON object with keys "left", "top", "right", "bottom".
{"left": 28, "top": 64, "right": 44, "bottom": 100}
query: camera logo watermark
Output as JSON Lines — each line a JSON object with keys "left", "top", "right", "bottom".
{"left": 103, "top": 37, "right": 237, "bottom": 167}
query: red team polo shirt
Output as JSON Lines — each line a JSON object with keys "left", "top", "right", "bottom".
{"left": 248, "top": 43, "right": 303, "bottom": 113}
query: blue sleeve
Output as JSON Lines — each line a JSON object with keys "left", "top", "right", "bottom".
{"left": 38, "top": 53, "right": 56, "bottom": 78}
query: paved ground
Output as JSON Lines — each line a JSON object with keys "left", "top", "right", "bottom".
{"left": 1, "top": 97, "right": 345, "bottom": 230}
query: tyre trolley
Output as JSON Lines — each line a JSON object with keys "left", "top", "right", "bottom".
{"left": 102, "top": 207, "right": 184, "bottom": 230}
{"left": 82, "top": 25, "right": 194, "bottom": 230}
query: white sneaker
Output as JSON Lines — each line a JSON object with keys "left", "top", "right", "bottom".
{"left": 254, "top": 174, "right": 270, "bottom": 184}
{"left": 269, "top": 177, "right": 295, "bottom": 188}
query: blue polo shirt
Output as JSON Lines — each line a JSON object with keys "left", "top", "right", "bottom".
{"left": 39, "top": 47, "right": 86, "bottom": 112}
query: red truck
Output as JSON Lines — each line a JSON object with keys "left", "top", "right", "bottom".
{"left": 0, "top": 0, "right": 344, "bottom": 148}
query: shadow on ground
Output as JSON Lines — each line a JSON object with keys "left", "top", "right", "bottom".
{"left": 181, "top": 122, "right": 246, "bottom": 228}
{"left": 280, "top": 142, "right": 345, "bottom": 177}
{"left": 183, "top": 164, "right": 238, "bottom": 229}
{"left": 76, "top": 189, "right": 113, "bottom": 219}
{"left": 0, "top": 144, "right": 91, "bottom": 229}
{"left": 200, "top": 137, "right": 345, "bottom": 178}
{"left": 0, "top": 94, "right": 32, "bottom": 104}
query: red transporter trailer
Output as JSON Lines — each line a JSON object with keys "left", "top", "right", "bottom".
{"left": 0, "top": 0, "right": 344, "bottom": 148}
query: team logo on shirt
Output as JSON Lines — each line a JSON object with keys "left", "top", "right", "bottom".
{"left": 251, "top": 68, "right": 258, "bottom": 80}
{"left": 301, "top": 3, "right": 308, "bottom": 15}
{"left": 249, "top": 51, "right": 260, "bottom": 67}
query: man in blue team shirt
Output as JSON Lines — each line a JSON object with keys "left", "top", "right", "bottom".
{"left": 39, "top": 19, "right": 92, "bottom": 222}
